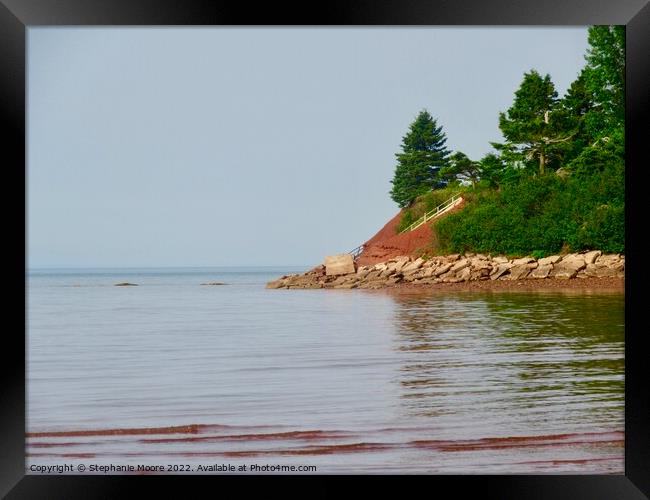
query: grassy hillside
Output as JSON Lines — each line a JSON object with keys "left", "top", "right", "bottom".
{"left": 396, "top": 187, "right": 464, "bottom": 233}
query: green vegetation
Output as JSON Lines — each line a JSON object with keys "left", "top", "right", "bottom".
{"left": 391, "top": 26, "right": 624, "bottom": 256}
{"left": 494, "top": 70, "right": 574, "bottom": 175}
{"left": 390, "top": 110, "right": 451, "bottom": 208}
{"left": 396, "top": 186, "right": 464, "bottom": 233}
{"left": 436, "top": 161, "right": 624, "bottom": 256}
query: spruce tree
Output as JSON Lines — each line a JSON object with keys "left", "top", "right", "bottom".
{"left": 389, "top": 110, "right": 450, "bottom": 208}
{"left": 562, "top": 26, "right": 625, "bottom": 174}
{"left": 558, "top": 72, "right": 595, "bottom": 163}
{"left": 583, "top": 25, "right": 625, "bottom": 136}
{"left": 496, "top": 70, "right": 573, "bottom": 175}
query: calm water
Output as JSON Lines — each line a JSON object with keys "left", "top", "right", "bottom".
{"left": 27, "top": 268, "right": 624, "bottom": 474}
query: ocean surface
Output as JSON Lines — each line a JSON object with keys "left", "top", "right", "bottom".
{"left": 26, "top": 267, "right": 624, "bottom": 474}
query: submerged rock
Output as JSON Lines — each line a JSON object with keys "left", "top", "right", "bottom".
{"left": 114, "top": 282, "right": 138, "bottom": 286}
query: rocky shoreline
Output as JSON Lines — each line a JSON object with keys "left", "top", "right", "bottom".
{"left": 266, "top": 251, "right": 624, "bottom": 290}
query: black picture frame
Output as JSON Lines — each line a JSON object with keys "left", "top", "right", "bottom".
{"left": 3, "top": 0, "right": 649, "bottom": 497}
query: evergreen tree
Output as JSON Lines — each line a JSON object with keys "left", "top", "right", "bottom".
{"left": 496, "top": 70, "right": 573, "bottom": 175}
{"left": 390, "top": 110, "right": 450, "bottom": 207}
{"left": 478, "top": 152, "right": 520, "bottom": 188}
{"left": 440, "top": 152, "right": 482, "bottom": 188}
{"left": 583, "top": 25, "right": 625, "bottom": 136}
{"left": 557, "top": 72, "right": 595, "bottom": 163}
{"left": 562, "top": 26, "right": 625, "bottom": 174}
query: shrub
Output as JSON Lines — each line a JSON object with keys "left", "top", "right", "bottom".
{"left": 435, "top": 168, "right": 624, "bottom": 256}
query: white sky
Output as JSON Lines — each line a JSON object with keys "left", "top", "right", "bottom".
{"left": 28, "top": 27, "right": 589, "bottom": 267}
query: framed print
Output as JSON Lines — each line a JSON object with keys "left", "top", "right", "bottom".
{"left": 3, "top": 0, "right": 649, "bottom": 497}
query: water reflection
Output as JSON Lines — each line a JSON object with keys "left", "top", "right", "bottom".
{"left": 387, "top": 289, "right": 624, "bottom": 435}
{"left": 27, "top": 268, "right": 625, "bottom": 473}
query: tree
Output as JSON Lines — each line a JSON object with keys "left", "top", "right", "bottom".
{"left": 390, "top": 110, "right": 451, "bottom": 207}
{"left": 557, "top": 72, "right": 595, "bottom": 163}
{"left": 440, "top": 152, "right": 482, "bottom": 188}
{"left": 478, "top": 152, "right": 521, "bottom": 188}
{"left": 559, "top": 26, "right": 625, "bottom": 172}
{"left": 583, "top": 25, "right": 625, "bottom": 136}
{"left": 496, "top": 70, "right": 573, "bottom": 175}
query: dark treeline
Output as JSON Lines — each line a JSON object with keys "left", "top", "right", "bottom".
{"left": 390, "top": 26, "right": 624, "bottom": 256}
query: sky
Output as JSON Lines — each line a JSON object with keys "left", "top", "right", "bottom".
{"left": 28, "top": 27, "right": 590, "bottom": 268}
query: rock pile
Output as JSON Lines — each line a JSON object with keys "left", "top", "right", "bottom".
{"left": 266, "top": 251, "right": 624, "bottom": 290}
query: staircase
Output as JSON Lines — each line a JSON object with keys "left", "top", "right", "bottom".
{"left": 400, "top": 193, "right": 463, "bottom": 233}
{"left": 349, "top": 244, "right": 364, "bottom": 261}
{"left": 348, "top": 193, "right": 463, "bottom": 261}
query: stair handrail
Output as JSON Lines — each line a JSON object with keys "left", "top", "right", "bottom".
{"left": 349, "top": 244, "right": 365, "bottom": 260}
{"left": 400, "top": 193, "right": 462, "bottom": 233}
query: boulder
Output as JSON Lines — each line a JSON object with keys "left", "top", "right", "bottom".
{"left": 358, "top": 280, "right": 384, "bottom": 289}
{"left": 324, "top": 254, "right": 356, "bottom": 276}
{"left": 386, "top": 275, "right": 403, "bottom": 285}
{"left": 492, "top": 256, "right": 509, "bottom": 264}
{"left": 301, "top": 282, "right": 324, "bottom": 289}
{"left": 583, "top": 264, "right": 619, "bottom": 278}
{"left": 508, "top": 264, "right": 531, "bottom": 280}
{"left": 432, "top": 263, "right": 453, "bottom": 277}
{"left": 331, "top": 275, "right": 352, "bottom": 285}
{"left": 421, "top": 266, "right": 437, "bottom": 278}
{"left": 470, "top": 268, "right": 491, "bottom": 281}
{"left": 553, "top": 255, "right": 586, "bottom": 277}
{"left": 333, "top": 283, "right": 358, "bottom": 289}
{"left": 287, "top": 275, "right": 320, "bottom": 287}
{"left": 365, "top": 270, "right": 382, "bottom": 280}
{"left": 308, "top": 265, "right": 326, "bottom": 276}
{"left": 379, "top": 268, "right": 397, "bottom": 278}
{"left": 450, "top": 258, "right": 470, "bottom": 273}
{"left": 583, "top": 250, "right": 602, "bottom": 265}
{"left": 419, "top": 277, "right": 442, "bottom": 284}
{"left": 402, "top": 272, "right": 419, "bottom": 282}
{"left": 512, "top": 257, "right": 535, "bottom": 266}
{"left": 490, "top": 264, "right": 512, "bottom": 280}
{"left": 528, "top": 264, "right": 552, "bottom": 279}
{"left": 560, "top": 253, "right": 586, "bottom": 266}
{"left": 551, "top": 262, "right": 582, "bottom": 279}
{"left": 538, "top": 255, "right": 562, "bottom": 266}
{"left": 595, "top": 254, "right": 623, "bottom": 268}
{"left": 401, "top": 257, "right": 425, "bottom": 273}
{"left": 356, "top": 267, "right": 372, "bottom": 278}
{"left": 470, "top": 258, "right": 491, "bottom": 270}
{"left": 457, "top": 267, "right": 472, "bottom": 281}
{"left": 438, "top": 270, "right": 455, "bottom": 282}
{"left": 389, "top": 258, "right": 411, "bottom": 272}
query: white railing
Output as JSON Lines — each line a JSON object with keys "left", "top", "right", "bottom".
{"left": 349, "top": 244, "right": 364, "bottom": 260}
{"left": 400, "top": 194, "right": 462, "bottom": 233}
